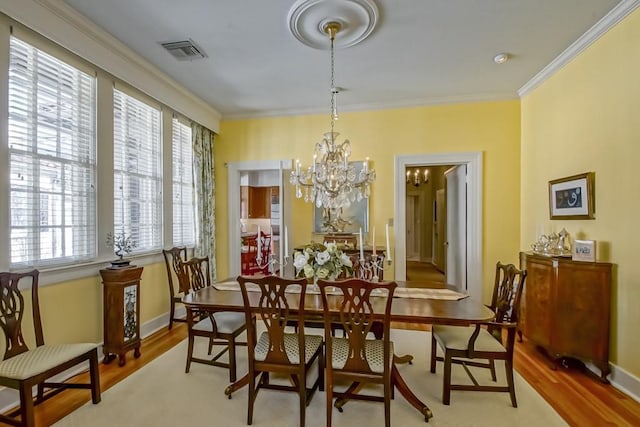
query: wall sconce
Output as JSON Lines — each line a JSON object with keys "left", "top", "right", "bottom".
{"left": 406, "top": 168, "right": 429, "bottom": 186}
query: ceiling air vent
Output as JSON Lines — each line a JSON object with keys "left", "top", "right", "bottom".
{"left": 160, "top": 39, "right": 207, "bottom": 61}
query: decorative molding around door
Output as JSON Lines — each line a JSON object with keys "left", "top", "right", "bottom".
{"left": 394, "top": 152, "right": 483, "bottom": 302}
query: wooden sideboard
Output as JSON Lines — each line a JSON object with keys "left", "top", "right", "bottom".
{"left": 100, "top": 266, "right": 143, "bottom": 366}
{"left": 519, "top": 252, "right": 612, "bottom": 382}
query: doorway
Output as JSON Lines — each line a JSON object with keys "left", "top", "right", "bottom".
{"left": 394, "top": 153, "right": 483, "bottom": 302}
{"left": 227, "top": 160, "right": 292, "bottom": 277}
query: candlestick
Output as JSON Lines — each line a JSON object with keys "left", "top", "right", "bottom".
{"left": 372, "top": 226, "right": 376, "bottom": 255}
{"left": 385, "top": 224, "right": 391, "bottom": 262}
{"left": 359, "top": 227, "right": 364, "bottom": 261}
{"left": 270, "top": 226, "right": 275, "bottom": 254}
{"left": 284, "top": 226, "right": 289, "bottom": 256}
{"left": 256, "top": 226, "right": 261, "bottom": 257}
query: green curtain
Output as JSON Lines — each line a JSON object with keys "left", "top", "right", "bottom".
{"left": 191, "top": 123, "right": 216, "bottom": 281}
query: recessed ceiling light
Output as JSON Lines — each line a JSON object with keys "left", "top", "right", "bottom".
{"left": 493, "top": 53, "right": 509, "bottom": 64}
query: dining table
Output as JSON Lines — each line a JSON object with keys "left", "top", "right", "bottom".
{"left": 183, "top": 278, "right": 495, "bottom": 422}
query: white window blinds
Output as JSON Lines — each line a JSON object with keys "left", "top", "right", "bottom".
{"left": 113, "top": 89, "right": 163, "bottom": 253}
{"left": 171, "top": 118, "right": 195, "bottom": 247}
{"left": 8, "top": 36, "right": 97, "bottom": 267}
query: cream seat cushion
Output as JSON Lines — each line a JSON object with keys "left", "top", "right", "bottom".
{"left": 255, "top": 332, "right": 323, "bottom": 364}
{"left": 331, "top": 338, "right": 394, "bottom": 373}
{"left": 432, "top": 325, "right": 506, "bottom": 353}
{"left": 192, "top": 312, "right": 246, "bottom": 334}
{"left": 0, "top": 343, "right": 97, "bottom": 380}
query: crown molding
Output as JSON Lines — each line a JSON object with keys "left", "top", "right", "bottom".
{"left": 1, "top": 0, "right": 221, "bottom": 131}
{"left": 222, "top": 92, "right": 518, "bottom": 121}
{"left": 518, "top": 0, "right": 640, "bottom": 97}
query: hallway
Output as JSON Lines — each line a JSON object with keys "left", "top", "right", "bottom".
{"left": 406, "top": 260, "right": 445, "bottom": 283}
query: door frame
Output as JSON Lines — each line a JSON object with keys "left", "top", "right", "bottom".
{"left": 394, "top": 152, "right": 482, "bottom": 302}
{"left": 227, "top": 159, "right": 292, "bottom": 277}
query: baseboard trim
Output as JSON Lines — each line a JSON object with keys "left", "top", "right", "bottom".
{"left": 609, "top": 363, "right": 640, "bottom": 403}
{"left": 0, "top": 306, "right": 184, "bottom": 415}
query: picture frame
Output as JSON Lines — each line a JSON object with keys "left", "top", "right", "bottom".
{"left": 573, "top": 239, "right": 596, "bottom": 262}
{"left": 313, "top": 162, "right": 369, "bottom": 233}
{"left": 548, "top": 172, "right": 595, "bottom": 220}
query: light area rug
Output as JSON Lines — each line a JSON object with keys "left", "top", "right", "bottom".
{"left": 55, "top": 329, "right": 566, "bottom": 427}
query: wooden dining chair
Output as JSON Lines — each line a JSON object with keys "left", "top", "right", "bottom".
{"left": 162, "top": 246, "right": 188, "bottom": 330}
{"left": 236, "top": 275, "right": 324, "bottom": 427}
{"left": 181, "top": 257, "right": 247, "bottom": 382}
{"left": 317, "top": 278, "right": 397, "bottom": 427}
{"left": 430, "top": 262, "right": 527, "bottom": 406}
{"left": 0, "top": 270, "right": 101, "bottom": 427}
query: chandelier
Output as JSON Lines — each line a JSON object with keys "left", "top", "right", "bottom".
{"left": 406, "top": 168, "right": 429, "bottom": 186}
{"left": 290, "top": 21, "right": 376, "bottom": 209}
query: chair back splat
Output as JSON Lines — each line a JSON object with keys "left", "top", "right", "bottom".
{"left": 0, "top": 270, "right": 101, "bottom": 427}
{"left": 162, "top": 246, "right": 188, "bottom": 329}
{"left": 317, "top": 278, "right": 397, "bottom": 427}
{"left": 236, "top": 275, "right": 324, "bottom": 427}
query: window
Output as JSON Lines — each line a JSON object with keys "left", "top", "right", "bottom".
{"left": 113, "top": 88, "right": 162, "bottom": 253}
{"left": 172, "top": 118, "right": 195, "bottom": 246}
{"left": 8, "top": 36, "right": 97, "bottom": 267}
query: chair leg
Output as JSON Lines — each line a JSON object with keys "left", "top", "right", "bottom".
{"left": 228, "top": 337, "right": 237, "bottom": 383}
{"left": 489, "top": 359, "right": 497, "bottom": 381}
{"left": 318, "top": 350, "right": 325, "bottom": 392}
{"left": 168, "top": 299, "right": 175, "bottom": 330}
{"left": 325, "top": 374, "right": 333, "bottom": 427}
{"left": 384, "top": 373, "right": 392, "bottom": 427}
{"left": 430, "top": 333, "right": 437, "bottom": 373}
{"left": 19, "top": 383, "right": 35, "bottom": 427}
{"left": 247, "top": 368, "right": 257, "bottom": 425}
{"left": 506, "top": 358, "right": 518, "bottom": 408}
{"left": 185, "top": 334, "right": 195, "bottom": 373}
{"left": 89, "top": 350, "right": 102, "bottom": 404}
{"left": 299, "top": 373, "right": 307, "bottom": 427}
{"left": 442, "top": 352, "right": 452, "bottom": 405}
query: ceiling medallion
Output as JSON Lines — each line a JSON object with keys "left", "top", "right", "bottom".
{"left": 287, "top": 0, "right": 379, "bottom": 50}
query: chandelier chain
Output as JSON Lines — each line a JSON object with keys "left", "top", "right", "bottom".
{"left": 330, "top": 30, "right": 335, "bottom": 134}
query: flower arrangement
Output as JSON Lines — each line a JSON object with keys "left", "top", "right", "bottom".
{"left": 293, "top": 242, "right": 353, "bottom": 280}
{"left": 105, "top": 231, "right": 136, "bottom": 259}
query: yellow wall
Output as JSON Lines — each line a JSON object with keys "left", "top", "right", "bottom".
{"left": 216, "top": 100, "right": 522, "bottom": 302}
{"left": 521, "top": 8, "right": 640, "bottom": 374}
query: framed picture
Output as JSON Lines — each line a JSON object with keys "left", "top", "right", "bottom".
{"left": 573, "top": 239, "right": 596, "bottom": 262}
{"left": 313, "top": 162, "right": 369, "bottom": 233}
{"left": 548, "top": 172, "right": 595, "bottom": 220}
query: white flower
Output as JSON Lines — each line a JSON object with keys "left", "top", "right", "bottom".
{"left": 303, "top": 264, "right": 315, "bottom": 278}
{"left": 316, "top": 267, "right": 330, "bottom": 279}
{"left": 293, "top": 252, "right": 308, "bottom": 270}
{"left": 325, "top": 242, "right": 338, "bottom": 253}
{"left": 339, "top": 252, "right": 352, "bottom": 267}
{"left": 315, "top": 250, "right": 331, "bottom": 266}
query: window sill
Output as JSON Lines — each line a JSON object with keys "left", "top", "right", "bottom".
{"left": 33, "top": 252, "right": 164, "bottom": 287}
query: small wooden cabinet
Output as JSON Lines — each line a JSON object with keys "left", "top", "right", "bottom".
{"left": 100, "top": 266, "right": 143, "bottom": 366}
{"left": 519, "top": 252, "right": 612, "bottom": 382}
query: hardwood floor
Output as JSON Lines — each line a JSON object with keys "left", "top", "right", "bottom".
{"left": 10, "top": 322, "right": 640, "bottom": 426}
{"left": 406, "top": 261, "right": 445, "bottom": 283}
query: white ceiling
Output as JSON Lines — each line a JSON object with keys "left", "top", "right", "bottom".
{"left": 62, "top": 0, "right": 623, "bottom": 119}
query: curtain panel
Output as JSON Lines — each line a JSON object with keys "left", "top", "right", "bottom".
{"left": 191, "top": 123, "right": 216, "bottom": 281}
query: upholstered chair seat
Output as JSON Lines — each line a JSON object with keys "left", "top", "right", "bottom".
{"left": 0, "top": 343, "right": 98, "bottom": 380}
{"left": 432, "top": 325, "right": 506, "bottom": 353}
{"left": 192, "top": 312, "right": 246, "bottom": 335}
{"left": 330, "top": 338, "right": 394, "bottom": 373}
{"left": 255, "top": 332, "right": 323, "bottom": 364}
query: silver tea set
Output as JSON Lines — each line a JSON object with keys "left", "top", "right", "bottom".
{"left": 531, "top": 228, "right": 572, "bottom": 256}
